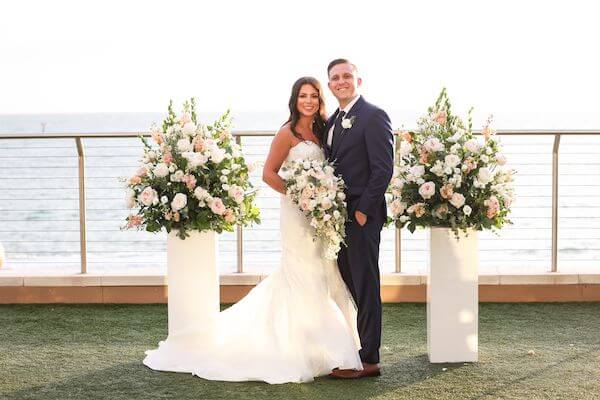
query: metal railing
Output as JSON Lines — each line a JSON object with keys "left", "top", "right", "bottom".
{"left": 1, "top": 129, "right": 600, "bottom": 274}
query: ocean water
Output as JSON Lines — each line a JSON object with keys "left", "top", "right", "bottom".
{"left": 0, "top": 112, "right": 599, "bottom": 275}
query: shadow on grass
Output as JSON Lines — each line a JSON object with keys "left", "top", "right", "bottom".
{"left": 468, "top": 350, "right": 597, "bottom": 400}
{"left": 3, "top": 354, "right": 465, "bottom": 400}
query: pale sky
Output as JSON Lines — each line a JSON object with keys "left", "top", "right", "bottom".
{"left": 1, "top": 0, "right": 599, "bottom": 127}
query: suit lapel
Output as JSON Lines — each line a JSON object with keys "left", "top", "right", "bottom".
{"left": 325, "top": 110, "right": 339, "bottom": 159}
{"left": 331, "top": 96, "right": 365, "bottom": 160}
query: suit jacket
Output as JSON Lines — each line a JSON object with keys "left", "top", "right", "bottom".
{"left": 325, "top": 96, "right": 394, "bottom": 218}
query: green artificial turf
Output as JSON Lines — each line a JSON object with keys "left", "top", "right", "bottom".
{"left": 0, "top": 303, "right": 599, "bottom": 400}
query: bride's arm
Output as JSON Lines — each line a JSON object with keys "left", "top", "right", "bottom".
{"left": 262, "top": 126, "right": 292, "bottom": 195}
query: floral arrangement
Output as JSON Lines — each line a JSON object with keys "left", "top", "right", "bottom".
{"left": 124, "top": 99, "right": 260, "bottom": 238}
{"left": 387, "top": 88, "right": 515, "bottom": 236}
{"left": 281, "top": 159, "right": 348, "bottom": 259}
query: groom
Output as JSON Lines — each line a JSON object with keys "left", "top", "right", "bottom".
{"left": 325, "top": 59, "right": 394, "bottom": 378}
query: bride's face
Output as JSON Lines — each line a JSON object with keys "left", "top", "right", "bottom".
{"left": 296, "top": 84, "right": 320, "bottom": 118}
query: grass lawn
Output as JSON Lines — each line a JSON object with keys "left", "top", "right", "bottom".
{"left": 1, "top": 303, "right": 599, "bottom": 400}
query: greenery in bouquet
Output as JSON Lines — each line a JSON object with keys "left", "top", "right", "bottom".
{"left": 123, "top": 99, "right": 260, "bottom": 238}
{"left": 387, "top": 88, "right": 515, "bottom": 236}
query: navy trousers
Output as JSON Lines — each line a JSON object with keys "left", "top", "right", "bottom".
{"left": 337, "top": 202, "right": 384, "bottom": 364}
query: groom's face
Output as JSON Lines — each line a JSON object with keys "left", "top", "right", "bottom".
{"left": 328, "top": 63, "right": 361, "bottom": 103}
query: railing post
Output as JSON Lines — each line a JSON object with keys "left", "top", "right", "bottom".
{"left": 551, "top": 134, "right": 561, "bottom": 272}
{"left": 75, "top": 138, "right": 87, "bottom": 274}
{"left": 394, "top": 135, "right": 402, "bottom": 273}
{"left": 236, "top": 135, "right": 244, "bottom": 273}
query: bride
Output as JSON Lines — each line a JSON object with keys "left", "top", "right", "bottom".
{"left": 143, "top": 77, "right": 362, "bottom": 384}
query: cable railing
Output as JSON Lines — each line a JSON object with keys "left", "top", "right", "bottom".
{"left": 1, "top": 130, "right": 600, "bottom": 275}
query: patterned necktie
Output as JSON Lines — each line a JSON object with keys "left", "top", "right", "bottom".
{"left": 331, "top": 110, "right": 346, "bottom": 152}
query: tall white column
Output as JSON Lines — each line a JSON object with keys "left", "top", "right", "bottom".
{"left": 427, "top": 227, "right": 478, "bottom": 363}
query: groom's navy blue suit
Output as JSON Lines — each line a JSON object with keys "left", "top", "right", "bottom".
{"left": 325, "top": 96, "right": 394, "bottom": 364}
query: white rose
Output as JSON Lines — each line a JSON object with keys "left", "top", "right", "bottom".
{"left": 390, "top": 199, "right": 407, "bottom": 216}
{"left": 449, "top": 192, "right": 466, "bottom": 208}
{"left": 450, "top": 143, "right": 461, "bottom": 154}
{"left": 228, "top": 185, "right": 245, "bottom": 204}
{"left": 161, "top": 196, "right": 168, "bottom": 204}
{"left": 171, "top": 193, "right": 187, "bottom": 211}
{"left": 409, "top": 165, "right": 425, "bottom": 177}
{"left": 480, "top": 154, "right": 489, "bottom": 163}
{"left": 333, "top": 210, "right": 341, "bottom": 219}
{"left": 125, "top": 189, "right": 136, "bottom": 208}
{"left": 170, "top": 170, "right": 185, "bottom": 182}
{"left": 210, "top": 148, "right": 226, "bottom": 163}
{"left": 444, "top": 154, "right": 461, "bottom": 168}
{"left": 182, "top": 122, "right": 197, "bottom": 135}
{"left": 138, "top": 186, "right": 158, "bottom": 207}
{"left": 177, "top": 138, "right": 193, "bottom": 153}
{"left": 220, "top": 175, "right": 228, "bottom": 183}
{"left": 154, "top": 163, "right": 169, "bottom": 178}
{"left": 400, "top": 141, "right": 413, "bottom": 157}
{"left": 418, "top": 181, "right": 436, "bottom": 200}
{"left": 496, "top": 154, "right": 507, "bottom": 165}
{"left": 184, "top": 152, "right": 209, "bottom": 169}
{"left": 463, "top": 205, "right": 472, "bottom": 216}
{"left": 194, "top": 187, "right": 210, "bottom": 201}
{"left": 321, "top": 198, "right": 333, "bottom": 210}
{"left": 464, "top": 139, "right": 480, "bottom": 153}
{"left": 424, "top": 137, "right": 444, "bottom": 152}
{"left": 477, "top": 167, "right": 493, "bottom": 184}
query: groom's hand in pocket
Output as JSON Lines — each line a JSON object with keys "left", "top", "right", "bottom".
{"left": 355, "top": 210, "right": 367, "bottom": 226}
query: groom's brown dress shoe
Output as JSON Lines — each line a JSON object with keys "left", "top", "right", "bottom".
{"left": 329, "top": 363, "right": 381, "bottom": 379}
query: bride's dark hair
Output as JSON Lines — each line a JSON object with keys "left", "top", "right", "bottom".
{"left": 285, "top": 77, "right": 328, "bottom": 145}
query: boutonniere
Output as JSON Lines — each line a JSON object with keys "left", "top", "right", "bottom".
{"left": 341, "top": 115, "right": 356, "bottom": 130}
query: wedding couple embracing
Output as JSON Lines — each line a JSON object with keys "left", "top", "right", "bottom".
{"left": 143, "top": 58, "right": 394, "bottom": 384}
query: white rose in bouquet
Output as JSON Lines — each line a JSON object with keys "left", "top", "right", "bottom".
{"left": 123, "top": 99, "right": 260, "bottom": 238}
{"left": 171, "top": 193, "right": 187, "bottom": 211}
{"left": 387, "top": 88, "right": 515, "bottom": 236}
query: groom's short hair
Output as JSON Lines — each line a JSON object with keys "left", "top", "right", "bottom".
{"left": 327, "top": 58, "right": 358, "bottom": 76}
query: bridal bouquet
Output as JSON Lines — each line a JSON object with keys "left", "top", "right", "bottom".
{"left": 123, "top": 99, "right": 260, "bottom": 238}
{"left": 388, "top": 88, "right": 515, "bottom": 236}
{"left": 281, "top": 159, "right": 347, "bottom": 260}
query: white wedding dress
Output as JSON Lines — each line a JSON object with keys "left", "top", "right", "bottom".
{"left": 143, "top": 141, "right": 362, "bottom": 384}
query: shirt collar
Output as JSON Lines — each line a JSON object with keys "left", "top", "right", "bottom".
{"left": 339, "top": 94, "right": 361, "bottom": 116}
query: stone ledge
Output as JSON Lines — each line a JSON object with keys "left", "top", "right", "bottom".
{"left": 1, "top": 273, "right": 598, "bottom": 287}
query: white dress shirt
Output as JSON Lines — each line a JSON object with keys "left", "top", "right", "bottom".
{"left": 327, "top": 94, "right": 361, "bottom": 147}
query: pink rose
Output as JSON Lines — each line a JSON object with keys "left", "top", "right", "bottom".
{"left": 193, "top": 137, "right": 206, "bottom": 152}
{"left": 482, "top": 125, "right": 496, "bottom": 141}
{"left": 399, "top": 130, "right": 412, "bottom": 143}
{"left": 440, "top": 183, "right": 454, "bottom": 199}
{"left": 151, "top": 131, "right": 164, "bottom": 145}
{"left": 126, "top": 214, "right": 143, "bottom": 228}
{"left": 484, "top": 196, "right": 500, "bottom": 219}
{"left": 163, "top": 151, "right": 174, "bottom": 165}
{"left": 419, "top": 149, "right": 430, "bottom": 164}
{"left": 435, "top": 111, "right": 447, "bottom": 125}
{"left": 136, "top": 166, "right": 148, "bottom": 177}
{"left": 224, "top": 209, "right": 236, "bottom": 223}
{"left": 496, "top": 154, "right": 507, "bottom": 166}
{"left": 210, "top": 197, "right": 226, "bottom": 215}
{"left": 182, "top": 174, "right": 197, "bottom": 191}
{"left": 418, "top": 181, "right": 436, "bottom": 200}
{"left": 128, "top": 175, "right": 142, "bottom": 185}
